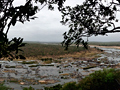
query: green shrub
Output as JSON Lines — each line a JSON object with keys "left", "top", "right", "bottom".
{"left": 61, "top": 82, "right": 78, "bottom": 90}
{"left": 23, "top": 86, "right": 34, "bottom": 90}
{"left": 44, "top": 84, "right": 62, "bottom": 90}
{"left": 78, "top": 69, "right": 120, "bottom": 90}
{"left": 44, "top": 69, "right": 120, "bottom": 90}
{"left": 0, "top": 84, "right": 9, "bottom": 90}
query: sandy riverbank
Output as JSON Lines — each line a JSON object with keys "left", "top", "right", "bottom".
{"left": 90, "top": 45, "right": 120, "bottom": 49}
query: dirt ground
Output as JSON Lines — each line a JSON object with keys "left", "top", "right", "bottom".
{"left": 90, "top": 45, "right": 120, "bottom": 49}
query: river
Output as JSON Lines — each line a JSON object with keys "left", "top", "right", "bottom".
{"left": 2, "top": 46, "right": 120, "bottom": 90}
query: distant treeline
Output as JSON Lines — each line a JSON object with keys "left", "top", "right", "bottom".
{"left": 89, "top": 42, "right": 120, "bottom": 46}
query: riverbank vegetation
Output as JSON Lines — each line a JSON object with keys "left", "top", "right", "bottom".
{"left": 0, "top": 84, "right": 10, "bottom": 90}
{"left": 18, "top": 42, "right": 103, "bottom": 60}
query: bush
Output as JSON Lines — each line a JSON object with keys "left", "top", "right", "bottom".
{"left": 44, "top": 84, "right": 62, "bottom": 90}
{"left": 78, "top": 69, "right": 120, "bottom": 90}
{"left": 61, "top": 82, "right": 78, "bottom": 90}
{"left": 0, "top": 84, "right": 9, "bottom": 90}
{"left": 44, "top": 69, "right": 120, "bottom": 90}
{"left": 23, "top": 86, "right": 34, "bottom": 90}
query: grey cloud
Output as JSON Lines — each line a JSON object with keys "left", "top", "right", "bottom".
{"left": 7, "top": 0, "right": 120, "bottom": 42}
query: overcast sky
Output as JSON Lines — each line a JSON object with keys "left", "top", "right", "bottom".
{"left": 7, "top": 0, "right": 120, "bottom": 42}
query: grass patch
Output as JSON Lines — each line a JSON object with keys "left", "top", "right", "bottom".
{"left": 19, "top": 43, "right": 86, "bottom": 59}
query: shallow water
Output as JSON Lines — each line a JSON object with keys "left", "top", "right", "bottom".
{"left": 2, "top": 47, "right": 120, "bottom": 90}
{"left": 98, "top": 47, "right": 120, "bottom": 61}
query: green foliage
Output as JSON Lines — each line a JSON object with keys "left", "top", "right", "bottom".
{"left": 61, "top": 82, "right": 78, "bottom": 90}
{"left": 0, "top": 32, "right": 26, "bottom": 60}
{"left": 23, "top": 86, "right": 34, "bottom": 90}
{"left": 78, "top": 69, "right": 120, "bottom": 90}
{"left": 0, "top": 83, "right": 9, "bottom": 90}
{"left": 44, "top": 84, "right": 62, "bottom": 90}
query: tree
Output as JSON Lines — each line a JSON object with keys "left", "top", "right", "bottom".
{"left": 61, "top": 0, "right": 120, "bottom": 49}
{"left": 0, "top": 33, "right": 26, "bottom": 60}
{"left": 0, "top": 0, "right": 66, "bottom": 59}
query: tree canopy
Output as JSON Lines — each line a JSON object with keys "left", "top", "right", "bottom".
{"left": 0, "top": 0, "right": 65, "bottom": 59}
{"left": 61, "top": 0, "right": 120, "bottom": 49}
{"left": 1, "top": 0, "right": 120, "bottom": 58}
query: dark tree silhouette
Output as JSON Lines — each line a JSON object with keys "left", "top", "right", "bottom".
{"left": 0, "top": 0, "right": 65, "bottom": 59}
{"left": 61, "top": 0, "right": 120, "bottom": 49}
